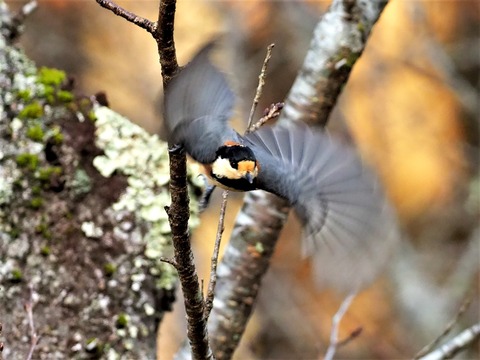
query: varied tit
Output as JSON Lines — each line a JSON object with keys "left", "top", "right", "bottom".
{"left": 163, "top": 44, "right": 398, "bottom": 292}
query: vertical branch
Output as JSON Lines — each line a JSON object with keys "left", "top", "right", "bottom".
{"left": 208, "top": 1, "right": 389, "bottom": 358}
{"left": 204, "top": 190, "right": 229, "bottom": 319}
{"left": 246, "top": 43, "right": 275, "bottom": 130}
{"left": 166, "top": 147, "right": 213, "bottom": 360}
{"left": 155, "top": 1, "right": 212, "bottom": 358}
{"left": 156, "top": 0, "right": 179, "bottom": 85}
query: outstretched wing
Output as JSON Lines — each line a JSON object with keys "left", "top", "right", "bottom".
{"left": 244, "top": 123, "right": 398, "bottom": 292}
{"left": 163, "top": 44, "right": 239, "bottom": 164}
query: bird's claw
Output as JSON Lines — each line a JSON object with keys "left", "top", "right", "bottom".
{"left": 198, "top": 178, "right": 216, "bottom": 213}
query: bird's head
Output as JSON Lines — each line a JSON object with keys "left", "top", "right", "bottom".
{"left": 211, "top": 141, "right": 258, "bottom": 190}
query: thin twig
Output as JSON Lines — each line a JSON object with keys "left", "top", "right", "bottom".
{"left": 24, "top": 285, "right": 39, "bottom": 360}
{"left": 95, "top": 0, "right": 156, "bottom": 34}
{"left": 246, "top": 44, "right": 275, "bottom": 130}
{"left": 159, "top": 256, "right": 177, "bottom": 268}
{"left": 336, "top": 326, "right": 363, "bottom": 347}
{"left": 414, "top": 291, "right": 475, "bottom": 359}
{"left": 204, "top": 190, "right": 229, "bottom": 319}
{"left": 324, "top": 292, "right": 357, "bottom": 360}
{"left": 0, "top": 322, "right": 3, "bottom": 355}
{"left": 246, "top": 102, "right": 284, "bottom": 134}
{"left": 418, "top": 323, "right": 480, "bottom": 360}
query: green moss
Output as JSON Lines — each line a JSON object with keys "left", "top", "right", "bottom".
{"left": 17, "top": 89, "right": 31, "bottom": 101}
{"left": 49, "top": 126, "right": 64, "bottom": 144}
{"left": 85, "top": 337, "right": 103, "bottom": 354}
{"left": 42, "top": 85, "right": 55, "bottom": 104}
{"left": 57, "top": 90, "right": 74, "bottom": 103}
{"left": 35, "top": 222, "right": 52, "bottom": 239}
{"left": 103, "top": 263, "right": 117, "bottom": 277}
{"left": 37, "top": 166, "right": 62, "bottom": 182}
{"left": 88, "top": 110, "right": 96, "bottom": 122}
{"left": 31, "top": 185, "right": 42, "bottom": 195}
{"left": 18, "top": 102, "right": 43, "bottom": 119}
{"left": 10, "top": 269, "right": 23, "bottom": 282}
{"left": 8, "top": 228, "right": 20, "bottom": 239}
{"left": 37, "top": 67, "right": 66, "bottom": 86}
{"left": 357, "top": 21, "right": 366, "bottom": 34}
{"left": 29, "top": 197, "right": 43, "bottom": 209}
{"left": 26, "top": 124, "right": 45, "bottom": 142}
{"left": 40, "top": 246, "right": 51, "bottom": 256}
{"left": 116, "top": 313, "right": 128, "bottom": 328}
{"left": 16, "top": 153, "right": 39, "bottom": 171}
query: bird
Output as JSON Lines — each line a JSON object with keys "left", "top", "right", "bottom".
{"left": 163, "top": 44, "right": 398, "bottom": 292}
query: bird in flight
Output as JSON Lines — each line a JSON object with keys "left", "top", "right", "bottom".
{"left": 163, "top": 44, "right": 398, "bottom": 292}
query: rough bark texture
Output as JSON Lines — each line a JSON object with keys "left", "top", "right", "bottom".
{"left": 205, "top": 1, "right": 389, "bottom": 358}
{"left": 0, "top": 2, "right": 202, "bottom": 358}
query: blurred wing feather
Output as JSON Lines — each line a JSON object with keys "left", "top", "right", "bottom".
{"left": 163, "top": 44, "right": 238, "bottom": 163}
{"left": 244, "top": 123, "right": 398, "bottom": 292}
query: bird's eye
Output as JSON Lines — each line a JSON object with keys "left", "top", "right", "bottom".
{"left": 230, "top": 160, "right": 238, "bottom": 169}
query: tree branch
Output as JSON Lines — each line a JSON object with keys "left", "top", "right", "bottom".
{"left": 95, "top": 0, "right": 156, "bottom": 34}
{"left": 324, "top": 292, "right": 357, "bottom": 360}
{"left": 414, "top": 290, "right": 474, "bottom": 359}
{"left": 24, "top": 285, "right": 39, "bottom": 360}
{"left": 208, "top": 1, "right": 389, "bottom": 358}
{"left": 418, "top": 323, "right": 480, "bottom": 360}
{"left": 156, "top": 0, "right": 179, "bottom": 85}
{"left": 204, "top": 190, "right": 229, "bottom": 319}
{"left": 246, "top": 43, "right": 275, "bottom": 130}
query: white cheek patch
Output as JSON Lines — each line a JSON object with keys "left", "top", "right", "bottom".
{"left": 212, "top": 157, "right": 242, "bottom": 180}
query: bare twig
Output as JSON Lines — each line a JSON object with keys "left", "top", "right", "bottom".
{"left": 324, "top": 292, "right": 357, "bottom": 360}
{"left": 159, "top": 256, "right": 177, "bottom": 268}
{"left": 418, "top": 323, "right": 480, "bottom": 360}
{"left": 246, "top": 44, "right": 275, "bottom": 130}
{"left": 204, "top": 190, "right": 229, "bottom": 319}
{"left": 0, "top": 322, "right": 3, "bottom": 356}
{"left": 246, "top": 102, "right": 284, "bottom": 134}
{"left": 95, "top": 0, "right": 156, "bottom": 34}
{"left": 414, "top": 291, "right": 475, "bottom": 359}
{"left": 24, "top": 285, "right": 39, "bottom": 360}
{"left": 336, "top": 326, "right": 363, "bottom": 347}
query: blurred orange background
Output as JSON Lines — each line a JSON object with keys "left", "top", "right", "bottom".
{"left": 10, "top": 0, "right": 479, "bottom": 358}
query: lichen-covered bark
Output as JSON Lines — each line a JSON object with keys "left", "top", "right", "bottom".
{"left": 206, "top": 1, "right": 389, "bottom": 358}
{"left": 0, "top": 2, "right": 201, "bottom": 358}
{"left": 282, "top": 0, "right": 388, "bottom": 127}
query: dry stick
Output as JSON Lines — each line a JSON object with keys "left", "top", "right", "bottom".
{"left": 95, "top": 1, "right": 212, "bottom": 359}
{"left": 25, "top": 286, "right": 39, "bottom": 360}
{"left": 247, "top": 102, "right": 284, "bottom": 134}
{"left": 418, "top": 323, "right": 480, "bottom": 360}
{"left": 204, "top": 190, "right": 229, "bottom": 319}
{"left": 95, "top": 0, "right": 156, "bottom": 34}
{"left": 323, "top": 292, "right": 357, "bottom": 360}
{"left": 414, "top": 290, "right": 475, "bottom": 359}
{"left": 246, "top": 43, "right": 275, "bottom": 131}
{"left": 0, "top": 322, "right": 4, "bottom": 356}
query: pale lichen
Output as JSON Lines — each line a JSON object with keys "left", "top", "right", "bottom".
{"left": 92, "top": 105, "right": 202, "bottom": 290}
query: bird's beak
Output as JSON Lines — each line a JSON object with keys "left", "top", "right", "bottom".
{"left": 245, "top": 173, "right": 254, "bottom": 184}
